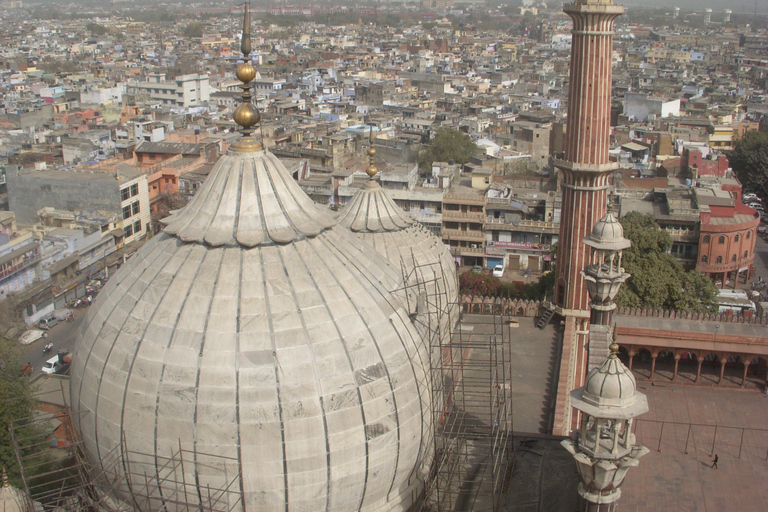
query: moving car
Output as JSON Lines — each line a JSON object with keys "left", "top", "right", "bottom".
{"left": 493, "top": 265, "right": 504, "bottom": 278}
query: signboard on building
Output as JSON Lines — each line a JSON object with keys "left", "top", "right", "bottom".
{"left": 487, "top": 241, "right": 551, "bottom": 251}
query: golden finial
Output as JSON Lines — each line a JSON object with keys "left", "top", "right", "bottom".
{"left": 232, "top": 1, "right": 261, "bottom": 149}
{"left": 609, "top": 324, "right": 619, "bottom": 359}
{"left": 365, "top": 123, "right": 378, "bottom": 179}
{"left": 2, "top": 467, "right": 8, "bottom": 488}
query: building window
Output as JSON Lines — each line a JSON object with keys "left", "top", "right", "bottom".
{"left": 732, "top": 254, "right": 737, "bottom": 262}
{"left": 134, "top": 220, "right": 141, "bottom": 233}
{"left": 747, "top": 231, "right": 751, "bottom": 239}
{"left": 718, "top": 236, "right": 726, "bottom": 244}
{"left": 735, "top": 234, "right": 740, "bottom": 242}
{"left": 130, "top": 183, "right": 139, "bottom": 197}
{"left": 121, "top": 188, "right": 130, "bottom": 201}
{"left": 716, "top": 256, "right": 723, "bottom": 264}
{"left": 703, "top": 235, "right": 710, "bottom": 243}
{"left": 132, "top": 201, "right": 140, "bottom": 215}
{"left": 124, "top": 224, "right": 133, "bottom": 237}
{"left": 122, "top": 205, "right": 131, "bottom": 220}
{"left": 701, "top": 255, "right": 708, "bottom": 263}
{"left": 744, "top": 250, "right": 749, "bottom": 258}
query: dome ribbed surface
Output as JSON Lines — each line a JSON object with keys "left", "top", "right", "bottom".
{"left": 337, "top": 181, "right": 414, "bottom": 233}
{"left": 71, "top": 147, "right": 432, "bottom": 512}
{"left": 161, "top": 148, "right": 336, "bottom": 247}
{"left": 584, "top": 213, "right": 630, "bottom": 252}
{"left": 583, "top": 357, "right": 637, "bottom": 408}
{"left": 0, "top": 478, "right": 27, "bottom": 512}
{"left": 337, "top": 181, "right": 459, "bottom": 333}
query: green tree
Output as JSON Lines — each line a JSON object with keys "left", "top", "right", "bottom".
{"left": 86, "top": 23, "right": 108, "bottom": 36}
{"left": 727, "top": 130, "right": 768, "bottom": 198}
{"left": 418, "top": 128, "right": 477, "bottom": 172}
{"left": 182, "top": 22, "right": 204, "bottom": 38}
{"left": 616, "top": 212, "right": 717, "bottom": 313}
{"left": 0, "top": 336, "right": 37, "bottom": 486}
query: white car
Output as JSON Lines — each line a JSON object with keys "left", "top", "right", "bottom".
{"left": 743, "top": 193, "right": 759, "bottom": 202}
{"left": 492, "top": 265, "right": 504, "bottom": 278}
{"left": 749, "top": 203, "right": 764, "bottom": 211}
{"left": 41, "top": 355, "right": 61, "bottom": 374}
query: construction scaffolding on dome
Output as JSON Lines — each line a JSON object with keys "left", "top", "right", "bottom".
{"left": 392, "top": 256, "right": 513, "bottom": 512}
{"left": 9, "top": 387, "right": 243, "bottom": 512}
{"left": 10, "top": 265, "right": 512, "bottom": 512}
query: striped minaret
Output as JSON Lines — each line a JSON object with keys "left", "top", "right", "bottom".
{"left": 552, "top": 0, "right": 623, "bottom": 435}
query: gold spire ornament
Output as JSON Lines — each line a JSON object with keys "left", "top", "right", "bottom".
{"left": 365, "top": 123, "right": 378, "bottom": 183}
{"left": 2, "top": 467, "right": 8, "bottom": 488}
{"left": 609, "top": 324, "right": 619, "bottom": 359}
{"left": 232, "top": 1, "right": 262, "bottom": 151}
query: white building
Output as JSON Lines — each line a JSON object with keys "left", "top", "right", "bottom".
{"left": 118, "top": 172, "right": 151, "bottom": 245}
{"left": 127, "top": 73, "right": 210, "bottom": 108}
{"left": 624, "top": 93, "right": 681, "bottom": 122}
{"left": 80, "top": 84, "right": 125, "bottom": 105}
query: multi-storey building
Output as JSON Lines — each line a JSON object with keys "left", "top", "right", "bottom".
{"left": 6, "top": 165, "right": 150, "bottom": 247}
{"left": 441, "top": 186, "right": 486, "bottom": 267}
{"left": 484, "top": 189, "right": 559, "bottom": 272}
{"left": 126, "top": 73, "right": 210, "bottom": 108}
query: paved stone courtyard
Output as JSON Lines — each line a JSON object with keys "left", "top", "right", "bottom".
{"left": 623, "top": 382, "right": 768, "bottom": 512}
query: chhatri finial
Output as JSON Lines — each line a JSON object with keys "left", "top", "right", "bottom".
{"left": 232, "top": 1, "right": 261, "bottom": 150}
{"left": 365, "top": 123, "right": 378, "bottom": 181}
{"left": 2, "top": 467, "right": 8, "bottom": 488}
{"left": 609, "top": 324, "right": 619, "bottom": 359}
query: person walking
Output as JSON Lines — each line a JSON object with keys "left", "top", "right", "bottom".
{"left": 711, "top": 454, "right": 718, "bottom": 469}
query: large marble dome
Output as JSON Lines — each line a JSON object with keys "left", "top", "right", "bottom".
{"left": 70, "top": 139, "right": 433, "bottom": 512}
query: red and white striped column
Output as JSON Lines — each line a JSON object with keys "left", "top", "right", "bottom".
{"left": 553, "top": 0, "right": 623, "bottom": 435}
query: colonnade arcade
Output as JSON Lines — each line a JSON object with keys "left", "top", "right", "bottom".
{"left": 618, "top": 344, "right": 768, "bottom": 388}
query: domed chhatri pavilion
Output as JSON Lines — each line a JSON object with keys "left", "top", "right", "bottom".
{"left": 1, "top": 469, "right": 29, "bottom": 512}
{"left": 337, "top": 147, "right": 459, "bottom": 341}
{"left": 70, "top": 12, "right": 433, "bottom": 512}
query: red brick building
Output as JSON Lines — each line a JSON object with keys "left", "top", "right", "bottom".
{"left": 697, "top": 201, "right": 760, "bottom": 287}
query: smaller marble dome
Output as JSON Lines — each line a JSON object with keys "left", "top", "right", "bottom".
{"left": 582, "top": 354, "right": 637, "bottom": 409}
{"left": 337, "top": 178, "right": 459, "bottom": 334}
{"left": 583, "top": 213, "right": 630, "bottom": 253}
{"left": 1, "top": 469, "right": 27, "bottom": 512}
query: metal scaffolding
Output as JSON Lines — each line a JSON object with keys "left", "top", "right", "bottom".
{"left": 10, "top": 253, "right": 512, "bottom": 512}
{"left": 398, "top": 254, "right": 513, "bottom": 512}
{"left": 10, "top": 386, "right": 242, "bottom": 512}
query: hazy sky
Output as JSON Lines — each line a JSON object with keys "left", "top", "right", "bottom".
{"left": 620, "top": 0, "right": 766, "bottom": 13}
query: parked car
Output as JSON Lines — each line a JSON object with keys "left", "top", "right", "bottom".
{"left": 749, "top": 203, "right": 765, "bottom": 212}
{"left": 38, "top": 317, "right": 60, "bottom": 330}
{"left": 41, "top": 355, "right": 60, "bottom": 374}
{"left": 41, "top": 351, "right": 71, "bottom": 375}
{"left": 742, "top": 193, "right": 759, "bottom": 202}
{"left": 472, "top": 265, "right": 483, "bottom": 273}
{"left": 492, "top": 265, "right": 505, "bottom": 278}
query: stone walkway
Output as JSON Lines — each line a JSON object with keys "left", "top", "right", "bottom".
{"left": 622, "top": 381, "right": 768, "bottom": 512}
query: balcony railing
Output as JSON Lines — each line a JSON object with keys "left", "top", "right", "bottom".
{"left": 442, "top": 210, "right": 486, "bottom": 221}
{"left": 442, "top": 228, "right": 485, "bottom": 241}
{"left": 0, "top": 253, "right": 42, "bottom": 281}
{"left": 698, "top": 257, "right": 754, "bottom": 274}
{"left": 443, "top": 192, "right": 485, "bottom": 205}
{"left": 484, "top": 217, "right": 559, "bottom": 233}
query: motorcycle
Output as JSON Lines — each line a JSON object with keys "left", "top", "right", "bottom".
{"left": 43, "top": 342, "right": 53, "bottom": 354}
